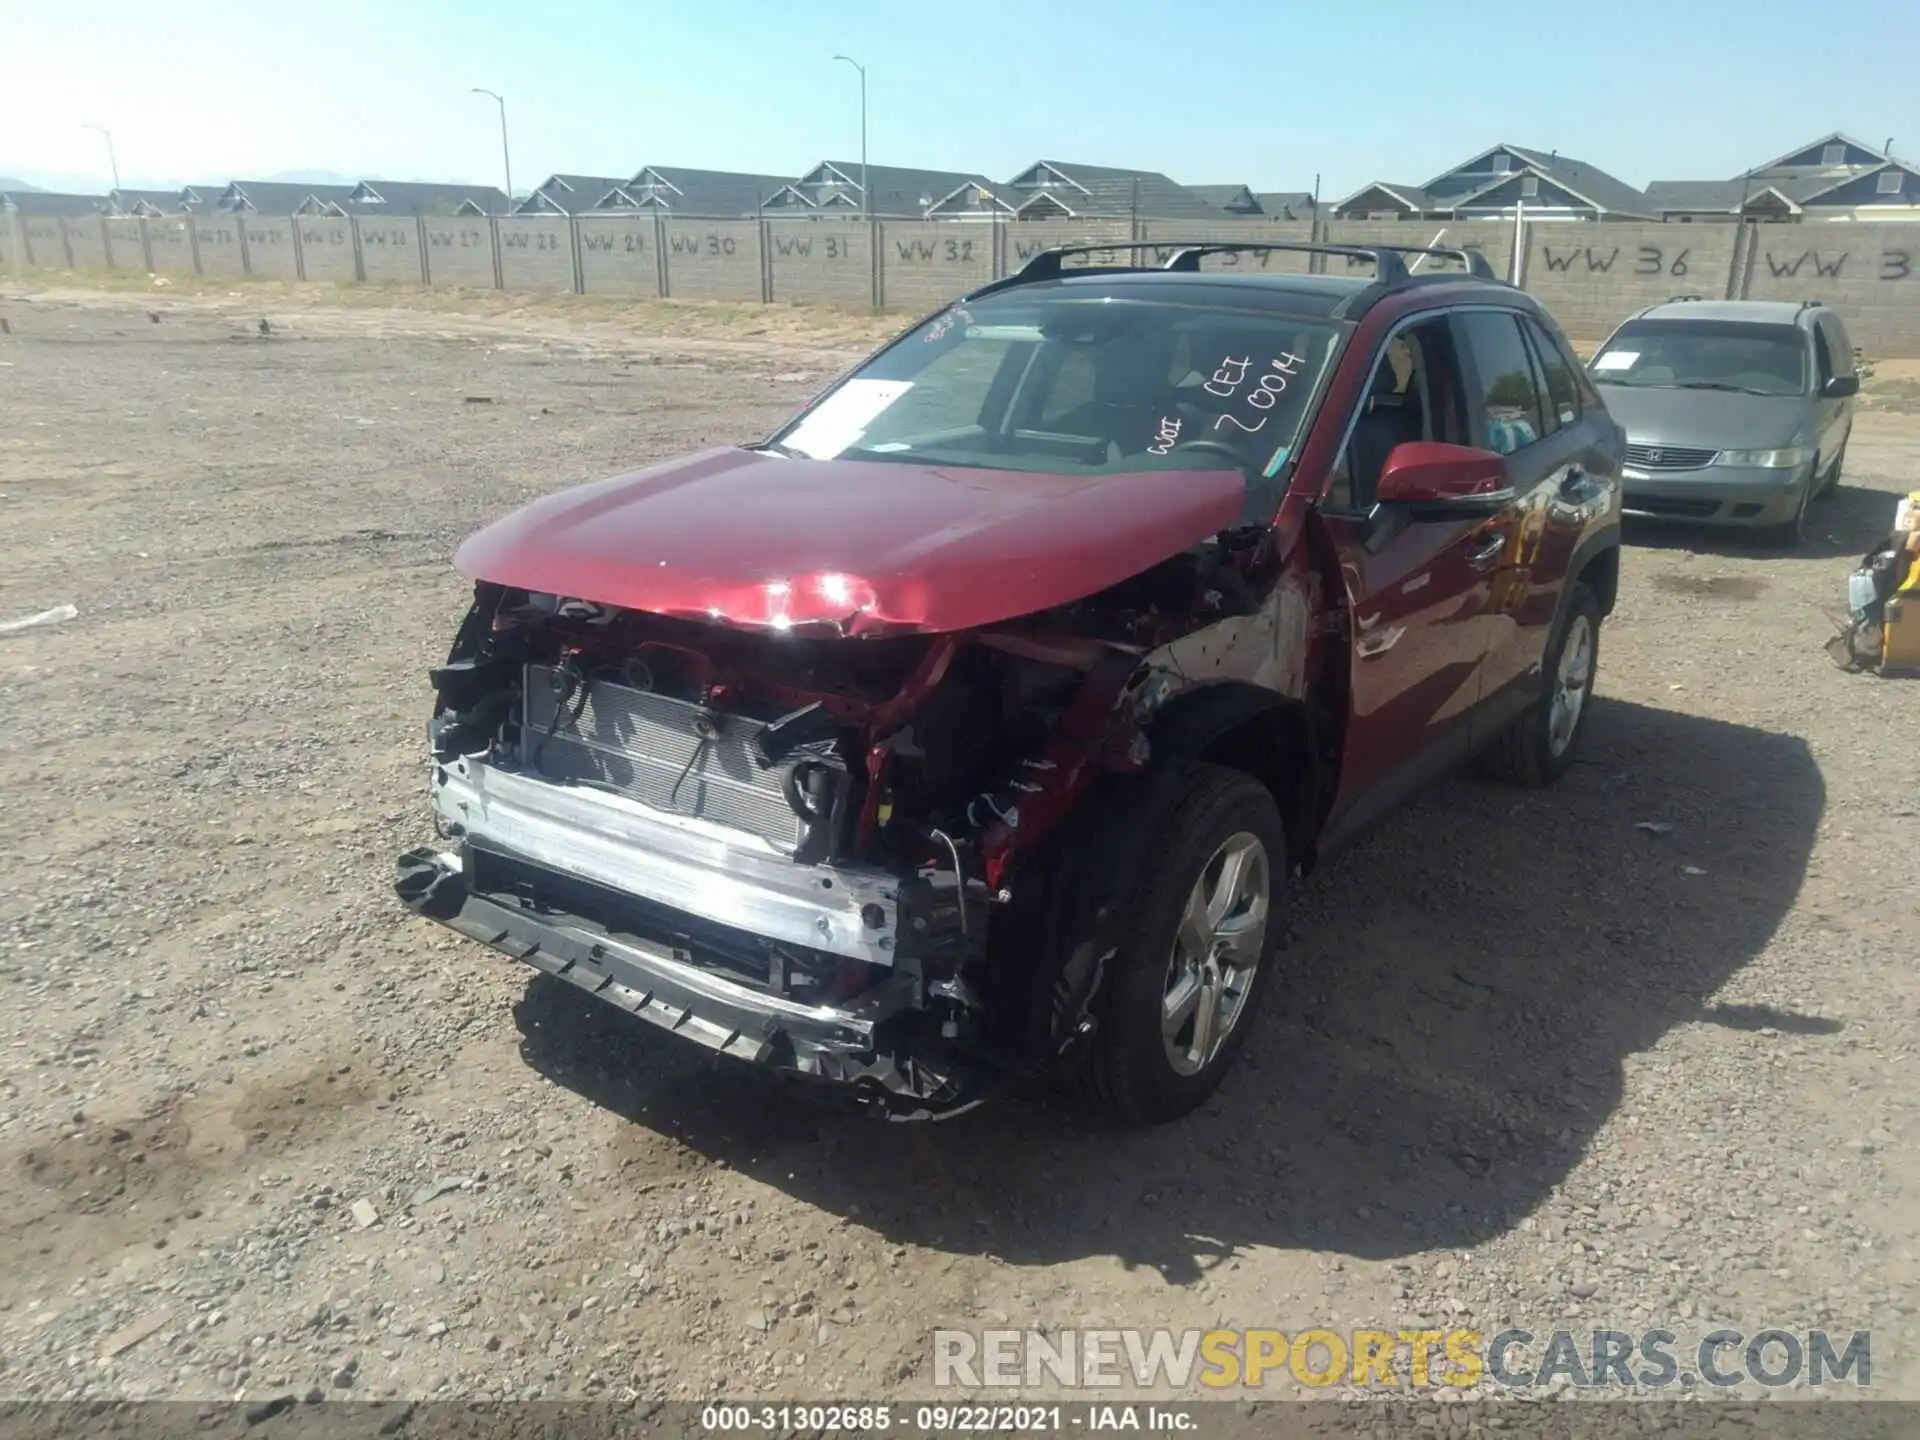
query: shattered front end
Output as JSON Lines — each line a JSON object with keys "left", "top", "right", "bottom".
{"left": 393, "top": 582, "right": 1166, "bottom": 1118}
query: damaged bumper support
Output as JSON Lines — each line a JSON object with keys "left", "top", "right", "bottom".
{"left": 431, "top": 756, "right": 899, "bottom": 965}
{"left": 396, "top": 758, "right": 997, "bottom": 1115}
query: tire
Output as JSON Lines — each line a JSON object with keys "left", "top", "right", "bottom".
{"left": 1760, "top": 471, "right": 1813, "bottom": 549}
{"left": 1479, "top": 581, "right": 1601, "bottom": 789}
{"left": 1815, "top": 443, "right": 1846, "bottom": 500}
{"left": 1066, "top": 765, "right": 1285, "bottom": 1125}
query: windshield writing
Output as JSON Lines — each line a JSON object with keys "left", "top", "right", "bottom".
{"left": 771, "top": 295, "right": 1341, "bottom": 480}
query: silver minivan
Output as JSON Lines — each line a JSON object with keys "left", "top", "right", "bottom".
{"left": 1588, "top": 298, "right": 1857, "bottom": 546}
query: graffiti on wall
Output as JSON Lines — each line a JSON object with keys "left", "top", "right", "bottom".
{"left": 1759, "top": 248, "right": 1915, "bottom": 280}
{"left": 1539, "top": 244, "right": 1693, "bottom": 277}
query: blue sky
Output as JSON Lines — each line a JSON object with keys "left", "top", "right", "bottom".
{"left": 4, "top": 0, "right": 1916, "bottom": 199}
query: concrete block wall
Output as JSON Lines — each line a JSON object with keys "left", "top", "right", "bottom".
{"left": 496, "top": 216, "right": 575, "bottom": 292}
{"left": 1521, "top": 222, "right": 1737, "bottom": 337}
{"left": 1004, "top": 219, "right": 1133, "bottom": 272}
{"left": 297, "top": 219, "right": 358, "bottom": 282}
{"left": 1324, "top": 220, "right": 1514, "bottom": 279}
{"left": 243, "top": 218, "right": 301, "bottom": 280}
{"left": 1737, "top": 223, "right": 1920, "bottom": 355}
{"left": 17, "top": 209, "right": 1920, "bottom": 356}
{"left": 103, "top": 217, "right": 146, "bottom": 271}
{"left": 147, "top": 217, "right": 198, "bottom": 277}
{"left": 661, "top": 220, "right": 762, "bottom": 300}
{"left": 875, "top": 222, "right": 991, "bottom": 311}
{"left": 575, "top": 215, "right": 657, "bottom": 297}
{"left": 1137, "top": 219, "right": 1315, "bottom": 273}
{"left": 64, "top": 216, "right": 112, "bottom": 272}
{"left": 423, "top": 218, "right": 498, "bottom": 287}
{"left": 355, "top": 217, "right": 422, "bottom": 284}
{"left": 192, "top": 215, "right": 248, "bottom": 279}
{"left": 770, "top": 222, "right": 870, "bottom": 306}
{"left": 20, "top": 217, "right": 67, "bottom": 268}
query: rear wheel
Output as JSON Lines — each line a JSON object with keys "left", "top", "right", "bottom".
{"left": 1479, "top": 581, "right": 1601, "bottom": 788}
{"left": 1067, "top": 765, "right": 1284, "bottom": 1125}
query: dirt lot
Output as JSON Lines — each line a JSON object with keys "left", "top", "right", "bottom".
{"left": 1, "top": 283, "right": 1917, "bottom": 1407}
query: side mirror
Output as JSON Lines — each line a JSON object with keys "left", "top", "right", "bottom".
{"left": 1376, "top": 441, "right": 1513, "bottom": 516}
{"left": 1823, "top": 375, "right": 1860, "bottom": 399}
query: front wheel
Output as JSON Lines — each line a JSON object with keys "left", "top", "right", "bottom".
{"left": 1480, "top": 581, "right": 1602, "bottom": 788}
{"left": 1761, "top": 471, "right": 1814, "bottom": 548}
{"left": 1815, "top": 443, "right": 1846, "bottom": 500}
{"left": 1066, "top": 765, "right": 1285, "bottom": 1125}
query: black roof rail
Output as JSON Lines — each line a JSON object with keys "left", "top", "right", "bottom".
{"left": 984, "top": 238, "right": 1503, "bottom": 291}
{"left": 1665, "top": 293, "right": 1706, "bottom": 302}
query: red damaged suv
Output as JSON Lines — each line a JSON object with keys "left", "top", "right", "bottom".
{"left": 396, "top": 241, "right": 1624, "bottom": 1124}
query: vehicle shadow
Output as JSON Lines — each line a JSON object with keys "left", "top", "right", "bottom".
{"left": 1623, "top": 481, "right": 1895, "bottom": 561}
{"left": 512, "top": 697, "right": 1827, "bottom": 1279}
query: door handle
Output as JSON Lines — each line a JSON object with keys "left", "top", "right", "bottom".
{"left": 1466, "top": 534, "right": 1507, "bottom": 569}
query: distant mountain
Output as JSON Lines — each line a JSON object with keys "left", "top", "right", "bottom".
{"left": 0, "top": 177, "right": 44, "bottom": 192}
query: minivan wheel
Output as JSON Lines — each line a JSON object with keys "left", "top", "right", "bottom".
{"left": 1479, "top": 581, "right": 1602, "bottom": 789}
{"left": 1762, "top": 471, "right": 1814, "bottom": 548}
{"left": 1067, "top": 765, "right": 1285, "bottom": 1125}
{"left": 1815, "top": 443, "right": 1846, "bottom": 499}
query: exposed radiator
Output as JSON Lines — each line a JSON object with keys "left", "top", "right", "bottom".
{"left": 520, "top": 664, "right": 802, "bottom": 853}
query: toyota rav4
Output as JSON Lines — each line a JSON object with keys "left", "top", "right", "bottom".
{"left": 395, "top": 241, "right": 1624, "bottom": 1124}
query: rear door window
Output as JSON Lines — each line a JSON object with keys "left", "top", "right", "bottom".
{"left": 1453, "top": 311, "right": 1546, "bottom": 454}
{"left": 1522, "top": 316, "right": 1581, "bottom": 428}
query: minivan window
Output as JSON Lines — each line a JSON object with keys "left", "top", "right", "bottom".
{"left": 1591, "top": 319, "right": 1808, "bottom": 397}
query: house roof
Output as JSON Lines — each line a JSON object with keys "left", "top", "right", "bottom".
{"left": 788, "top": 162, "right": 996, "bottom": 216}
{"left": 2, "top": 190, "right": 109, "bottom": 217}
{"left": 1331, "top": 182, "right": 1432, "bottom": 213}
{"left": 343, "top": 180, "right": 510, "bottom": 216}
{"left": 923, "top": 180, "right": 1015, "bottom": 216}
{"left": 1794, "top": 159, "right": 1920, "bottom": 205}
{"left": 218, "top": 181, "right": 355, "bottom": 215}
{"left": 1006, "top": 161, "right": 1223, "bottom": 219}
{"left": 1446, "top": 144, "right": 1654, "bottom": 218}
{"left": 1254, "top": 191, "right": 1317, "bottom": 219}
{"left": 626, "top": 165, "right": 794, "bottom": 216}
{"left": 1188, "top": 184, "right": 1261, "bottom": 212}
{"left": 1747, "top": 131, "right": 1892, "bottom": 176}
{"left": 516, "top": 175, "right": 627, "bottom": 214}
{"left": 1642, "top": 179, "right": 1806, "bottom": 214}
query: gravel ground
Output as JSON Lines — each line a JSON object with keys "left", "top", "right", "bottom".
{"left": 0, "top": 285, "right": 1916, "bottom": 1409}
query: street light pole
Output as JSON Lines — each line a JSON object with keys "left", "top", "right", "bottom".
{"left": 832, "top": 55, "right": 867, "bottom": 222}
{"left": 85, "top": 124, "right": 120, "bottom": 192}
{"left": 470, "top": 89, "right": 513, "bottom": 209}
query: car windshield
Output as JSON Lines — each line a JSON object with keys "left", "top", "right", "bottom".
{"left": 765, "top": 291, "right": 1344, "bottom": 482}
{"left": 1589, "top": 319, "right": 1808, "bottom": 397}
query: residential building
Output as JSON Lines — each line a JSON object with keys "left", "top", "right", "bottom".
{"left": 1647, "top": 133, "right": 1920, "bottom": 222}
{"left": 339, "top": 181, "right": 510, "bottom": 216}
{"left": 1184, "top": 185, "right": 1319, "bottom": 221}
{"left": 768, "top": 162, "right": 994, "bottom": 218}
{"left": 966, "top": 161, "right": 1224, "bottom": 220}
{"left": 1335, "top": 144, "right": 1654, "bottom": 221}
{"left": 515, "top": 175, "right": 627, "bottom": 215}
{"left": 1, "top": 191, "right": 110, "bottom": 217}
{"left": 213, "top": 181, "right": 354, "bottom": 216}
{"left": 603, "top": 166, "right": 795, "bottom": 216}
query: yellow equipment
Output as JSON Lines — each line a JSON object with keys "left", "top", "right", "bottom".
{"left": 1881, "top": 529, "right": 1920, "bottom": 675}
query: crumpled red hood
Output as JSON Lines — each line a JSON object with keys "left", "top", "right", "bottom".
{"left": 453, "top": 447, "right": 1245, "bottom": 635}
